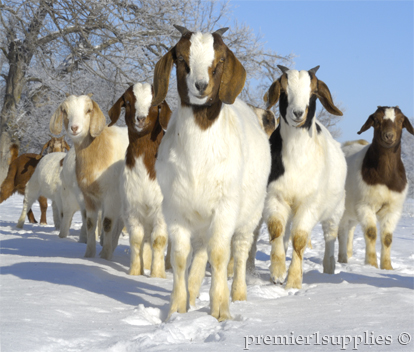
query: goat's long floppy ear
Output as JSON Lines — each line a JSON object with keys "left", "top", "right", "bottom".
{"left": 159, "top": 100, "right": 172, "bottom": 131}
{"left": 403, "top": 114, "right": 414, "bottom": 135}
{"left": 152, "top": 48, "right": 175, "bottom": 107}
{"left": 357, "top": 114, "right": 375, "bottom": 135}
{"left": 264, "top": 79, "right": 281, "bottom": 109}
{"left": 315, "top": 79, "right": 343, "bottom": 116}
{"left": 90, "top": 100, "right": 107, "bottom": 137}
{"left": 36, "top": 140, "right": 50, "bottom": 159}
{"left": 50, "top": 103, "right": 65, "bottom": 135}
{"left": 63, "top": 139, "right": 71, "bottom": 151}
{"left": 219, "top": 48, "right": 246, "bottom": 104}
{"left": 108, "top": 95, "right": 124, "bottom": 127}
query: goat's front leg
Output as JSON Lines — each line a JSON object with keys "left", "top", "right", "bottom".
{"left": 357, "top": 206, "right": 378, "bottom": 268}
{"left": 207, "top": 220, "right": 234, "bottom": 321}
{"left": 265, "top": 198, "right": 290, "bottom": 284}
{"left": 378, "top": 206, "right": 401, "bottom": 270}
{"left": 127, "top": 220, "right": 144, "bottom": 275}
{"left": 231, "top": 231, "right": 254, "bottom": 302}
{"left": 84, "top": 210, "right": 98, "bottom": 258}
{"left": 167, "top": 224, "right": 192, "bottom": 320}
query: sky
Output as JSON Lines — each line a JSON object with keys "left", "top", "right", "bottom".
{"left": 229, "top": 0, "right": 414, "bottom": 142}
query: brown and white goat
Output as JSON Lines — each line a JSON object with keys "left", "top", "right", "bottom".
{"left": 338, "top": 106, "right": 414, "bottom": 269}
{"left": 153, "top": 25, "right": 271, "bottom": 321}
{"left": 50, "top": 95, "right": 128, "bottom": 260}
{"left": 109, "top": 83, "right": 171, "bottom": 277}
{"left": 0, "top": 137, "right": 69, "bottom": 224}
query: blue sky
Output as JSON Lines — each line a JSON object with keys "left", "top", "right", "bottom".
{"left": 229, "top": 0, "right": 413, "bottom": 142}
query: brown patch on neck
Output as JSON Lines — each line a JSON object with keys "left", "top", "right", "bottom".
{"left": 126, "top": 121, "right": 164, "bottom": 180}
{"left": 185, "top": 100, "right": 222, "bottom": 130}
{"left": 59, "top": 158, "right": 64, "bottom": 167}
{"left": 74, "top": 131, "right": 114, "bottom": 198}
{"left": 361, "top": 141, "right": 407, "bottom": 192}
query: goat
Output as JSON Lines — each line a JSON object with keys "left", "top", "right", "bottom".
{"left": 108, "top": 83, "right": 172, "bottom": 278}
{"left": 1, "top": 137, "right": 69, "bottom": 224}
{"left": 152, "top": 25, "right": 271, "bottom": 321}
{"left": 49, "top": 95, "right": 128, "bottom": 260}
{"left": 337, "top": 106, "right": 414, "bottom": 269}
{"left": 263, "top": 65, "right": 346, "bottom": 289}
{"left": 16, "top": 152, "right": 66, "bottom": 229}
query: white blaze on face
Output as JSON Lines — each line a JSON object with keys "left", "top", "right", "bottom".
{"left": 383, "top": 108, "right": 396, "bottom": 122}
{"left": 286, "top": 70, "right": 311, "bottom": 126}
{"left": 132, "top": 83, "right": 153, "bottom": 132}
{"left": 66, "top": 95, "right": 92, "bottom": 140}
{"left": 187, "top": 32, "right": 215, "bottom": 105}
{"left": 133, "top": 83, "right": 152, "bottom": 118}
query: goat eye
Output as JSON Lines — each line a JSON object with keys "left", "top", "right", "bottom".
{"left": 220, "top": 58, "right": 225, "bottom": 62}
{"left": 178, "top": 56, "right": 184, "bottom": 61}
{"left": 212, "top": 70, "right": 216, "bottom": 75}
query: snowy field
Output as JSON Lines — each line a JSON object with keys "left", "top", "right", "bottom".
{"left": 1, "top": 194, "right": 413, "bottom": 352}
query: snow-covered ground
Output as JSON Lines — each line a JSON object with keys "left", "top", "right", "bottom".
{"left": 1, "top": 194, "right": 413, "bottom": 352}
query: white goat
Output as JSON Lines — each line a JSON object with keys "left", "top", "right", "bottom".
{"left": 338, "top": 106, "right": 414, "bottom": 269}
{"left": 16, "top": 152, "right": 66, "bottom": 229}
{"left": 263, "top": 65, "right": 346, "bottom": 289}
{"left": 108, "top": 83, "right": 172, "bottom": 278}
{"left": 50, "top": 95, "right": 128, "bottom": 260}
{"left": 152, "top": 25, "right": 271, "bottom": 321}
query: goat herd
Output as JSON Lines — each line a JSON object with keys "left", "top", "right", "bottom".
{"left": 1, "top": 26, "right": 413, "bottom": 321}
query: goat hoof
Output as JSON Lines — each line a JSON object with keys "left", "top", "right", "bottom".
{"left": 285, "top": 276, "right": 302, "bottom": 290}
{"left": 214, "top": 310, "right": 232, "bottom": 322}
{"left": 150, "top": 270, "right": 166, "bottom": 279}
{"left": 16, "top": 221, "right": 24, "bottom": 229}
{"left": 337, "top": 253, "right": 348, "bottom": 263}
{"left": 323, "top": 256, "right": 335, "bottom": 274}
{"left": 59, "top": 232, "right": 67, "bottom": 238}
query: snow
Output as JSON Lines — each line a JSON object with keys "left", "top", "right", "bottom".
{"left": 1, "top": 194, "right": 413, "bottom": 351}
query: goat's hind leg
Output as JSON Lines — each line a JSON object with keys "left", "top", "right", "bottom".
{"left": 38, "top": 196, "right": 48, "bottom": 224}
{"left": 150, "top": 216, "right": 167, "bottom": 278}
{"left": 321, "top": 220, "right": 338, "bottom": 274}
{"left": 188, "top": 237, "right": 207, "bottom": 306}
{"left": 16, "top": 187, "right": 38, "bottom": 229}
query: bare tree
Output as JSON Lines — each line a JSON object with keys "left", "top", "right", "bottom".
{"left": 0, "top": 0, "right": 296, "bottom": 181}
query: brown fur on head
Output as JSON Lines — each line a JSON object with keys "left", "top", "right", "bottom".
{"left": 358, "top": 106, "right": 414, "bottom": 149}
{"left": 263, "top": 65, "right": 343, "bottom": 126}
{"left": 247, "top": 104, "right": 278, "bottom": 138}
{"left": 36, "top": 136, "right": 71, "bottom": 159}
{"left": 49, "top": 95, "right": 106, "bottom": 140}
{"left": 109, "top": 84, "right": 172, "bottom": 135}
{"left": 152, "top": 26, "right": 246, "bottom": 108}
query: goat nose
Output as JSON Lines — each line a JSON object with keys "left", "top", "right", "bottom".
{"left": 195, "top": 81, "right": 208, "bottom": 93}
{"left": 384, "top": 132, "right": 394, "bottom": 141}
{"left": 293, "top": 110, "right": 304, "bottom": 119}
{"left": 71, "top": 125, "right": 78, "bottom": 133}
